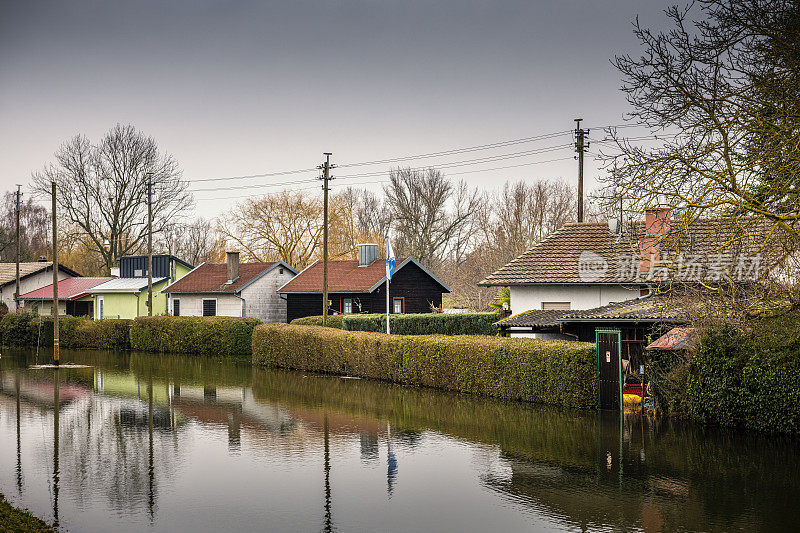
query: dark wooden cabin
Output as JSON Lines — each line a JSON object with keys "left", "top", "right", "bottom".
{"left": 278, "top": 244, "right": 450, "bottom": 323}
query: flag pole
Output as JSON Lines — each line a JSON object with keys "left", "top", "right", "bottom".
{"left": 385, "top": 237, "right": 391, "bottom": 335}
{"left": 386, "top": 274, "right": 390, "bottom": 334}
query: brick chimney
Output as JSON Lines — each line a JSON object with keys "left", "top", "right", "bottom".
{"left": 639, "top": 207, "right": 672, "bottom": 273}
{"left": 226, "top": 251, "right": 240, "bottom": 283}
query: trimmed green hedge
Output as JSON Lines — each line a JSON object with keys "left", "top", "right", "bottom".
{"left": 684, "top": 323, "right": 800, "bottom": 434}
{"left": 252, "top": 323, "right": 596, "bottom": 408}
{"left": 290, "top": 315, "right": 345, "bottom": 329}
{"left": 0, "top": 314, "right": 131, "bottom": 350}
{"left": 130, "top": 316, "right": 260, "bottom": 356}
{"left": 343, "top": 312, "right": 500, "bottom": 335}
{"left": 291, "top": 312, "right": 500, "bottom": 335}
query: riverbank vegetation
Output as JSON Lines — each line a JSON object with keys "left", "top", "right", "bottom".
{"left": 0, "top": 494, "right": 53, "bottom": 532}
{"left": 130, "top": 316, "right": 259, "bottom": 357}
{"left": 648, "top": 311, "right": 800, "bottom": 434}
{"left": 0, "top": 314, "right": 131, "bottom": 349}
{"left": 0, "top": 314, "right": 258, "bottom": 357}
{"left": 291, "top": 312, "right": 499, "bottom": 335}
{"left": 252, "top": 323, "right": 596, "bottom": 408}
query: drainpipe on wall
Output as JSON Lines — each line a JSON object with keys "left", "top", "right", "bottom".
{"left": 136, "top": 293, "right": 140, "bottom": 317}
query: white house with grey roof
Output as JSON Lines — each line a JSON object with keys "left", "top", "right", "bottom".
{"left": 481, "top": 208, "right": 778, "bottom": 337}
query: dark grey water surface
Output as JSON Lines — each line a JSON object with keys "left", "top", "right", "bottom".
{"left": 0, "top": 349, "right": 798, "bottom": 532}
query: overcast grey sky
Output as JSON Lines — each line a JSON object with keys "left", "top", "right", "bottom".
{"left": 1, "top": 0, "right": 668, "bottom": 217}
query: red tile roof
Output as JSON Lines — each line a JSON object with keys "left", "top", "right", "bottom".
{"left": 279, "top": 259, "right": 402, "bottom": 293}
{"left": 18, "top": 277, "right": 114, "bottom": 301}
{"left": 164, "top": 262, "right": 285, "bottom": 293}
{"left": 646, "top": 327, "right": 698, "bottom": 351}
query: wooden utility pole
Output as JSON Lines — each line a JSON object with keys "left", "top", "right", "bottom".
{"left": 574, "top": 119, "right": 589, "bottom": 223}
{"left": 318, "top": 153, "right": 334, "bottom": 325}
{"left": 51, "top": 181, "right": 59, "bottom": 364}
{"left": 147, "top": 173, "right": 153, "bottom": 316}
{"left": 15, "top": 184, "right": 21, "bottom": 312}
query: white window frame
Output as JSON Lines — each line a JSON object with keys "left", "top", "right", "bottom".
{"left": 202, "top": 298, "right": 217, "bottom": 317}
{"left": 393, "top": 297, "right": 404, "bottom": 314}
{"left": 98, "top": 296, "right": 104, "bottom": 320}
{"left": 342, "top": 298, "right": 353, "bottom": 314}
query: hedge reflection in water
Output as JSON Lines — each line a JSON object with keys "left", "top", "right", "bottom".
{"left": 0, "top": 348, "right": 798, "bottom": 532}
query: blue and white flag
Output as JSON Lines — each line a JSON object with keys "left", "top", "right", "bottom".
{"left": 386, "top": 240, "right": 396, "bottom": 281}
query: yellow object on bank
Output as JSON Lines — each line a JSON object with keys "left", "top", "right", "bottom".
{"left": 623, "top": 394, "right": 642, "bottom": 406}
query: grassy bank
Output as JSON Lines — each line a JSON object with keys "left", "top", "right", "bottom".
{"left": 0, "top": 494, "right": 54, "bottom": 532}
{"left": 130, "top": 316, "right": 260, "bottom": 356}
{"left": 252, "top": 323, "right": 596, "bottom": 408}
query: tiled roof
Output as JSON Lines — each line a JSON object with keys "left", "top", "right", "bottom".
{"left": 88, "top": 277, "right": 168, "bottom": 293}
{"left": 164, "top": 262, "right": 292, "bottom": 293}
{"left": 0, "top": 262, "right": 81, "bottom": 287}
{"left": 558, "top": 294, "right": 685, "bottom": 322}
{"left": 646, "top": 327, "right": 698, "bottom": 351}
{"left": 479, "top": 218, "right": 776, "bottom": 286}
{"left": 496, "top": 309, "right": 567, "bottom": 328}
{"left": 18, "top": 277, "right": 114, "bottom": 301}
{"left": 278, "top": 257, "right": 451, "bottom": 294}
{"left": 279, "top": 258, "right": 404, "bottom": 293}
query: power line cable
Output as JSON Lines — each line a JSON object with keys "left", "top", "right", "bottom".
{"left": 186, "top": 129, "right": 574, "bottom": 184}
{"left": 190, "top": 143, "right": 572, "bottom": 194}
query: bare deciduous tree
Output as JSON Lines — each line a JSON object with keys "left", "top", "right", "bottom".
{"left": 32, "top": 124, "right": 193, "bottom": 274}
{"left": 384, "top": 168, "right": 482, "bottom": 267}
{"left": 0, "top": 191, "right": 50, "bottom": 262}
{"left": 604, "top": 0, "right": 800, "bottom": 242}
{"left": 219, "top": 190, "right": 325, "bottom": 269}
{"left": 160, "top": 218, "right": 225, "bottom": 266}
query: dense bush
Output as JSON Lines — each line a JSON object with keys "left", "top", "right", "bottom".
{"left": 130, "top": 316, "right": 260, "bottom": 357}
{"left": 252, "top": 323, "right": 596, "bottom": 408}
{"left": 0, "top": 314, "right": 131, "bottom": 350}
{"left": 291, "top": 312, "right": 500, "bottom": 335}
{"left": 342, "top": 312, "right": 500, "bottom": 335}
{"left": 684, "top": 321, "right": 800, "bottom": 434}
{"left": 289, "top": 315, "right": 345, "bottom": 329}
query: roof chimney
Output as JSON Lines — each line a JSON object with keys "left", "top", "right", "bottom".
{"left": 357, "top": 244, "right": 378, "bottom": 267}
{"left": 640, "top": 207, "right": 672, "bottom": 273}
{"left": 226, "top": 251, "right": 240, "bottom": 283}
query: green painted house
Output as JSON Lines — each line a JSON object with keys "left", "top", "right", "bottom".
{"left": 88, "top": 255, "right": 193, "bottom": 319}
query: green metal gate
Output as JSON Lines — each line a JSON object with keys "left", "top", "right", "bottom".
{"left": 596, "top": 329, "right": 622, "bottom": 410}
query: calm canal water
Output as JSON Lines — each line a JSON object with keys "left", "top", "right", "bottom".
{"left": 0, "top": 349, "right": 798, "bottom": 532}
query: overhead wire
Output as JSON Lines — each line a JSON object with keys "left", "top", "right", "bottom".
{"left": 186, "top": 128, "right": 575, "bottom": 185}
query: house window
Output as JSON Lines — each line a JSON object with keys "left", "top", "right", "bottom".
{"left": 134, "top": 269, "right": 143, "bottom": 277}
{"left": 98, "top": 296, "right": 104, "bottom": 320}
{"left": 202, "top": 299, "right": 217, "bottom": 317}
{"left": 542, "top": 302, "right": 571, "bottom": 311}
{"left": 393, "top": 297, "right": 404, "bottom": 314}
{"left": 342, "top": 298, "right": 353, "bottom": 314}
{"left": 173, "top": 299, "right": 181, "bottom": 316}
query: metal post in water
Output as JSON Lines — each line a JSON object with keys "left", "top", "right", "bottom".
{"left": 51, "top": 181, "right": 59, "bottom": 364}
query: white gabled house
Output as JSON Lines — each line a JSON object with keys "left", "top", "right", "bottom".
{"left": 480, "top": 207, "right": 779, "bottom": 337}
{"left": 162, "top": 252, "right": 297, "bottom": 322}
{"left": 0, "top": 261, "right": 81, "bottom": 312}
